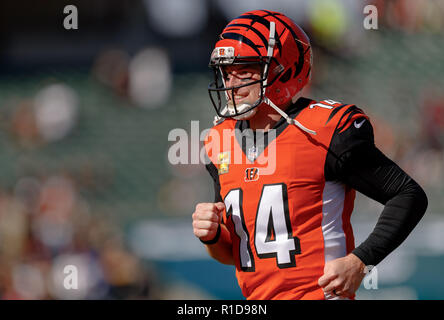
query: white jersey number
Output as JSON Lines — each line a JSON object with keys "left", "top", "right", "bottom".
{"left": 309, "top": 99, "right": 342, "bottom": 109}
{"left": 224, "top": 183, "right": 301, "bottom": 271}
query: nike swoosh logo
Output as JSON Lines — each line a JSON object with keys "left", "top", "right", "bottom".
{"left": 354, "top": 119, "right": 366, "bottom": 129}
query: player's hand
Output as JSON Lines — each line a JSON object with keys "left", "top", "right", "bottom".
{"left": 192, "top": 202, "right": 225, "bottom": 242}
{"left": 318, "top": 253, "right": 366, "bottom": 299}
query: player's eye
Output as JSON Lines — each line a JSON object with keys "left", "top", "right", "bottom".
{"left": 224, "top": 74, "right": 232, "bottom": 82}
{"left": 222, "top": 69, "right": 255, "bottom": 85}
{"left": 238, "top": 71, "right": 254, "bottom": 80}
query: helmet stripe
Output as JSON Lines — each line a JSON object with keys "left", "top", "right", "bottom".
{"left": 235, "top": 14, "right": 283, "bottom": 54}
{"left": 220, "top": 32, "right": 262, "bottom": 56}
{"left": 225, "top": 23, "right": 269, "bottom": 50}
{"left": 261, "top": 10, "right": 306, "bottom": 78}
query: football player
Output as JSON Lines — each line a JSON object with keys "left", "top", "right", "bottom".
{"left": 192, "top": 10, "right": 427, "bottom": 300}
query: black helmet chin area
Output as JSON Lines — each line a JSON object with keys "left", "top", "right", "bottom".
{"left": 208, "top": 56, "right": 275, "bottom": 119}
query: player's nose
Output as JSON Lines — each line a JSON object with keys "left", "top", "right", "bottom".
{"left": 226, "top": 76, "right": 240, "bottom": 88}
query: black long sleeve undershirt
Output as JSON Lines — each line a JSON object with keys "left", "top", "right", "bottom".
{"left": 335, "top": 143, "right": 428, "bottom": 266}
{"left": 325, "top": 115, "right": 428, "bottom": 266}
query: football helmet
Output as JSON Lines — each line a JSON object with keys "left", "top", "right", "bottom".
{"left": 208, "top": 10, "right": 312, "bottom": 126}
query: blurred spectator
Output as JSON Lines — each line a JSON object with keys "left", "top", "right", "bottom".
{"left": 369, "top": 114, "right": 398, "bottom": 159}
{"left": 10, "top": 100, "right": 41, "bottom": 148}
{"left": 397, "top": 92, "right": 444, "bottom": 190}
{"left": 100, "top": 238, "right": 152, "bottom": 299}
{"left": 143, "top": 0, "right": 208, "bottom": 37}
{"left": 373, "top": 0, "right": 444, "bottom": 33}
{"left": 9, "top": 83, "right": 78, "bottom": 148}
{"left": 420, "top": 95, "right": 444, "bottom": 151}
{"left": 92, "top": 47, "right": 172, "bottom": 109}
{"left": 33, "top": 84, "right": 79, "bottom": 143}
{"left": 32, "top": 175, "right": 76, "bottom": 253}
{"left": 0, "top": 191, "right": 28, "bottom": 261}
{"left": 0, "top": 173, "right": 158, "bottom": 299}
{"left": 92, "top": 49, "right": 130, "bottom": 98}
{"left": 128, "top": 47, "right": 171, "bottom": 109}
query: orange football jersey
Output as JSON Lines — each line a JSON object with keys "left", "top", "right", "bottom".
{"left": 204, "top": 97, "right": 370, "bottom": 300}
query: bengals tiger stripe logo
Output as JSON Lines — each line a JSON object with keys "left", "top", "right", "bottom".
{"left": 245, "top": 167, "right": 259, "bottom": 182}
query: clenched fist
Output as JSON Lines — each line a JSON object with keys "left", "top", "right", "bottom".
{"left": 318, "top": 253, "right": 366, "bottom": 299}
{"left": 192, "top": 202, "right": 225, "bottom": 242}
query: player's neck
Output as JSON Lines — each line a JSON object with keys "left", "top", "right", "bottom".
{"left": 249, "top": 115, "right": 279, "bottom": 131}
{"left": 249, "top": 102, "right": 290, "bottom": 131}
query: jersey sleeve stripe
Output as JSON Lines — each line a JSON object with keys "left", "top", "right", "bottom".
{"left": 336, "top": 106, "right": 366, "bottom": 133}
{"left": 325, "top": 104, "right": 348, "bottom": 124}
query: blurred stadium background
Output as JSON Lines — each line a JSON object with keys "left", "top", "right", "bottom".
{"left": 0, "top": 0, "right": 443, "bottom": 299}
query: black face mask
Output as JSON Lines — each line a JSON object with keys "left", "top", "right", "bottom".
{"left": 208, "top": 56, "right": 281, "bottom": 120}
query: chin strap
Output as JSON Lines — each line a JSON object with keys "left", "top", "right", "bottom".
{"left": 214, "top": 99, "right": 317, "bottom": 135}
{"left": 213, "top": 106, "right": 226, "bottom": 125}
{"left": 213, "top": 115, "right": 222, "bottom": 126}
{"left": 263, "top": 22, "right": 316, "bottom": 135}
{"left": 264, "top": 97, "right": 317, "bottom": 135}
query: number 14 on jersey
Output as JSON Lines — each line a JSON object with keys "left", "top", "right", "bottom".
{"left": 224, "top": 183, "right": 301, "bottom": 272}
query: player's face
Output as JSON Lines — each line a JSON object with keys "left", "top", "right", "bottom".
{"left": 222, "top": 65, "right": 262, "bottom": 108}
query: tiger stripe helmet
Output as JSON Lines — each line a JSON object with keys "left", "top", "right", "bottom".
{"left": 208, "top": 10, "right": 312, "bottom": 120}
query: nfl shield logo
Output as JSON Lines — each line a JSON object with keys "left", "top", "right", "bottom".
{"left": 247, "top": 145, "right": 258, "bottom": 162}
